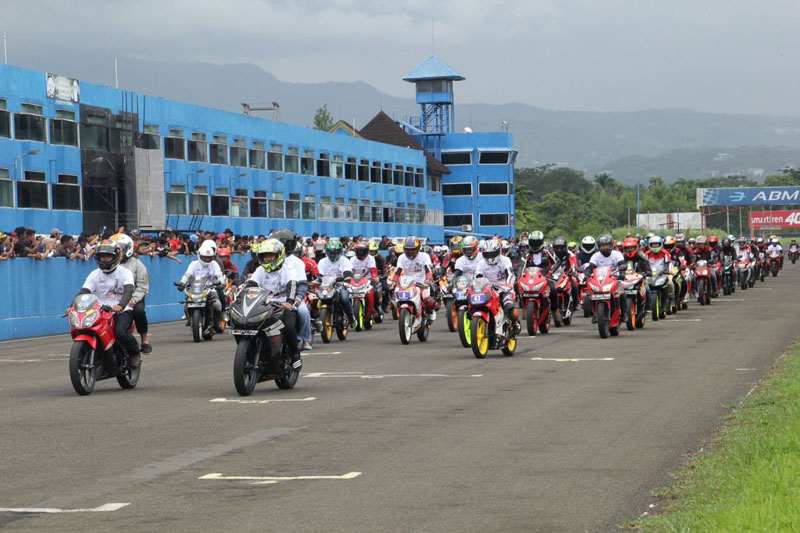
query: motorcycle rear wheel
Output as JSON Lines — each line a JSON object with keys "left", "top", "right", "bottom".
{"left": 320, "top": 308, "right": 333, "bottom": 344}
{"left": 582, "top": 294, "right": 591, "bottom": 318}
{"left": 191, "top": 309, "right": 202, "bottom": 343}
{"left": 539, "top": 305, "right": 551, "bottom": 335}
{"left": 69, "top": 341, "right": 97, "bottom": 396}
{"left": 116, "top": 350, "right": 140, "bottom": 390}
{"left": 233, "top": 338, "right": 259, "bottom": 396}
{"left": 625, "top": 297, "right": 635, "bottom": 331}
{"left": 457, "top": 308, "right": 471, "bottom": 347}
{"left": 399, "top": 308, "right": 413, "bottom": 345}
{"left": 335, "top": 308, "right": 348, "bottom": 341}
{"left": 471, "top": 317, "right": 489, "bottom": 358}
{"left": 417, "top": 320, "right": 429, "bottom": 342}
{"left": 445, "top": 299, "right": 457, "bottom": 332}
{"left": 275, "top": 347, "right": 299, "bottom": 390}
{"left": 502, "top": 322, "right": 516, "bottom": 356}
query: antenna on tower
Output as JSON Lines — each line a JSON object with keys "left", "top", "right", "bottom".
{"left": 431, "top": 18, "right": 435, "bottom": 55}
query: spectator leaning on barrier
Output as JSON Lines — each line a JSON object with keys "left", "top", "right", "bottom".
{"left": 73, "top": 236, "right": 93, "bottom": 261}
{"left": 0, "top": 232, "right": 10, "bottom": 261}
{"left": 54, "top": 234, "right": 77, "bottom": 259}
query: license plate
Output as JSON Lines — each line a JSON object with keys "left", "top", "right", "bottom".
{"left": 230, "top": 329, "right": 257, "bottom": 336}
{"left": 591, "top": 294, "right": 611, "bottom": 300}
{"left": 624, "top": 289, "right": 637, "bottom": 296}
{"left": 186, "top": 303, "right": 205, "bottom": 308}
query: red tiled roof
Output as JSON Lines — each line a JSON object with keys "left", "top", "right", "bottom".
{"left": 358, "top": 111, "right": 450, "bottom": 175}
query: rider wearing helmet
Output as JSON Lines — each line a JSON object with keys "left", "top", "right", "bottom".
{"left": 672, "top": 233, "right": 695, "bottom": 268}
{"left": 217, "top": 247, "right": 238, "bottom": 282}
{"left": 708, "top": 235, "right": 719, "bottom": 254}
{"left": 523, "top": 231, "right": 557, "bottom": 274}
{"left": 270, "top": 228, "right": 314, "bottom": 351}
{"left": 180, "top": 240, "right": 225, "bottom": 335}
{"left": 735, "top": 236, "right": 752, "bottom": 260}
{"left": 313, "top": 239, "right": 328, "bottom": 263}
{"left": 585, "top": 234, "right": 625, "bottom": 277}
{"left": 393, "top": 235, "right": 438, "bottom": 315}
{"left": 116, "top": 234, "right": 152, "bottom": 354}
{"left": 352, "top": 241, "right": 382, "bottom": 319}
{"left": 453, "top": 235, "right": 483, "bottom": 278}
{"left": 243, "top": 239, "right": 304, "bottom": 371}
{"left": 317, "top": 240, "right": 357, "bottom": 328}
{"left": 663, "top": 235, "right": 676, "bottom": 255}
{"left": 368, "top": 240, "right": 389, "bottom": 311}
{"left": 767, "top": 237, "right": 784, "bottom": 269}
{"left": 72, "top": 240, "right": 140, "bottom": 364}
{"left": 475, "top": 238, "right": 520, "bottom": 331}
{"left": 621, "top": 236, "right": 653, "bottom": 312}
{"left": 694, "top": 236, "right": 719, "bottom": 294}
{"left": 552, "top": 236, "right": 581, "bottom": 314}
{"left": 577, "top": 236, "right": 596, "bottom": 266}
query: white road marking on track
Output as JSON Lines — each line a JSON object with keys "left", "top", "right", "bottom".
{"left": 199, "top": 472, "right": 361, "bottom": 485}
{"left": 667, "top": 319, "right": 702, "bottom": 322}
{"left": 531, "top": 357, "right": 614, "bottom": 362}
{"left": 209, "top": 397, "right": 317, "bottom": 405}
{"left": 548, "top": 329, "right": 592, "bottom": 333}
{"left": 0, "top": 503, "right": 129, "bottom": 514}
{"left": 304, "top": 372, "right": 483, "bottom": 379}
{"left": 305, "top": 352, "right": 341, "bottom": 355}
{"left": 0, "top": 359, "right": 44, "bottom": 363}
{"left": 737, "top": 368, "right": 757, "bottom": 371}
{"left": 715, "top": 298, "right": 746, "bottom": 302}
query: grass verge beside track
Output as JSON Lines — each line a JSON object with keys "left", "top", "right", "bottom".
{"left": 634, "top": 341, "right": 800, "bottom": 531}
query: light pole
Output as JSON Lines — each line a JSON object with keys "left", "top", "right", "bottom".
{"left": 14, "top": 148, "right": 39, "bottom": 180}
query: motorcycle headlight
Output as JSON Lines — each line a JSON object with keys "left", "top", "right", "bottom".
{"left": 589, "top": 283, "right": 601, "bottom": 292}
{"left": 68, "top": 312, "right": 80, "bottom": 329}
{"left": 531, "top": 281, "right": 545, "bottom": 292}
{"left": 519, "top": 283, "right": 529, "bottom": 291}
{"left": 81, "top": 313, "right": 98, "bottom": 328}
{"left": 602, "top": 282, "right": 615, "bottom": 292}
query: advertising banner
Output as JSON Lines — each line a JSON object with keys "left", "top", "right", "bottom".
{"left": 697, "top": 186, "right": 800, "bottom": 207}
{"left": 749, "top": 210, "right": 800, "bottom": 229}
{"left": 46, "top": 73, "right": 80, "bottom": 102}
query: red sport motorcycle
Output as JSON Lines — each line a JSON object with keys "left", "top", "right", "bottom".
{"left": 466, "top": 278, "right": 517, "bottom": 358}
{"left": 349, "top": 272, "right": 380, "bottom": 331}
{"left": 517, "top": 267, "right": 551, "bottom": 336}
{"left": 551, "top": 266, "right": 573, "bottom": 327}
{"left": 66, "top": 294, "right": 140, "bottom": 395}
{"left": 694, "top": 259, "right": 713, "bottom": 305}
{"left": 587, "top": 266, "right": 622, "bottom": 339}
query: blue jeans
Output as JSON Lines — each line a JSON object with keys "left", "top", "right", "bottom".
{"left": 338, "top": 288, "right": 354, "bottom": 319}
{"left": 297, "top": 301, "right": 312, "bottom": 343}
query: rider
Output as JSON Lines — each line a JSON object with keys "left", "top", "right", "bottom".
{"left": 551, "top": 236, "right": 580, "bottom": 314}
{"left": 767, "top": 237, "right": 784, "bottom": 269}
{"left": 368, "top": 241, "right": 390, "bottom": 311}
{"left": 392, "top": 236, "right": 438, "bottom": 317}
{"left": 522, "top": 230, "right": 558, "bottom": 312}
{"left": 621, "top": 236, "right": 653, "bottom": 311}
{"left": 693, "top": 236, "right": 719, "bottom": 294}
{"left": 474, "top": 238, "right": 520, "bottom": 332}
{"left": 179, "top": 240, "right": 224, "bottom": 336}
{"left": 71, "top": 240, "right": 140, "bottom": 365}
{"left": 243, "top": 239, "right": 304, "bottom": 371}
{"left": 576, "top": 235, "right": 596, "bottom": 266}
{"left": 317, "top": 240, "right": 357, "bottom": 328}
{"left": 217, "top": 247, "right": 239, "bottom": 283}
{"left": 452, "top": 235, "right": 483, "bottom": 278}
{"left": 643, "top": 236, "right": 672, "bottom": 309}
{"left": 270, "top": 228, "right": 314, "bottom": 351}
{"left": 116, "top": 234, "right": 152, "bottom": 354}
{"left": 584, "top": 234, "right": 625, "bottom": 322}
{"left": 351, "top": 241, "right": 381, "bottom": 320}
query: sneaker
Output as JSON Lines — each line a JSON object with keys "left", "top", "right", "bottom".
{"left": 429, "top": 310, "right": 437, "bottom": 322}
{"left": 128, "top": 352, "right": 141, "bottom": 369}
{"left": 302, "top": 341, "right": 313, "bottom": 351}
{"left": 141, "top": 343, "right": 152, "bottom": 354}
{"left": 349, "top": 316, "right": 358, "bottom": 329}
{"left": 591, "top": 315, "right": 597, "bottom": 324}
{"left": 204, "top": 325, "right": 215, "bottom": 337}
{"left": 291, "top": 354, "right": 303, "bottom": 371}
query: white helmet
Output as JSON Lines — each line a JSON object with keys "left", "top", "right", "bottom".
{"left": 202, "top": 239, "right": 218, "bottom": 255}
{"left": 198, "top": 241, "right": 216, "bottom": 263}
{"left": 580, "top": 236, "right": 596, "bottom": 255}
{"left": 500, "top": 239, "right": 511, "bottom": 255}
{"left": 482, "top": 239, "right": 501, "bottom": 265}
{"left": 116, "top": 234, "right": 134, "bottom": 259}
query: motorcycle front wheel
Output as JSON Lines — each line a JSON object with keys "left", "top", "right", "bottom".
{"left": 399, "top": 308, "right": 413, "bottom": 345}
{"left": 191, "top": 308, "right": 202, "bottom": 343}
{"left": 525, "top": 301, "right": 536, "bottom": 337}
{"left": 445, "top": 299, "right": 457, "bottom": 332}
{"left": 596, "top": 302, "right": 610, "bottom": 339}
{"left": 353, "top": 300, "right": 363, "bottom": 332}
{"left": 233, "top": 338, "right": 260, "bottom": 396}
{"left": 471, "top": 317, "right": 489, "bottom": 358}
{"left": 69, "top": 341, "right": 97, "bottom": 396}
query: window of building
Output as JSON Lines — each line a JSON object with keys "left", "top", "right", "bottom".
{"left": 0, "top": 99, "right": 10, "bottom": 138}
{"left": 404, "top": 166, "right": 414, "bottom": 187}
{"left": 269, "top": 191, "right": 285, "bottom": 218}
{"left": 164, "top": 134, "right": 185, "bottom": 160}
{"left": 251, "top": 190, "right": 267, "bottom": 218}
{"left": 416, "top": 203, "right": 426, "bottom": 224}
{"left": 347, "top": 198, "right": 358, "bottom": 221}
{"left": 17, "top": 170, "right": 48, "bottom": 209}
{"left": 82, "top": 186, "right": 113, "bottom": 212}
{"left": 395, "top": 202, "right": 405, "bottom": 224}
{"left": 286, "top": 192, "right": 301, "bottom": 219}
{"left": 210, "top": 135, "right": 228, "bottom": 165}
{"left": 393, "top": 165, "right": 403, "bottom": 186}
{"left": 334, "top": 197, "right": 346, "bottom": 220}
{"left": 267, "top": 144, "right": 282, "bottom": 171}
{"left": 319, "top": 195, "right": 332, "bottom": 220}
{"left": 441, "top": 151, "right": 471, "bottom": 165}
{"left": 230, "top": 139, "right": 247, "bottom": 167}
{"left": 416, "top": 79, "right": 452, "bottom": 93}
{"left": 0, "top": 168, "right": 12, "bottom": 207}
{"left": 382, "top": 163, "right": 392, "bottom": 184}
{"left": 301, "top": 150, "right": 315, "bottom": 175}
{"left": 249, "top": 141, "right": 266, "bottom": 169}
{"left": 331, "top": 155, "right": 344, "bottom": 179}
{"left": 428, "top": 172, "right": 441, "bottom": 192}
{"left": 136, "top": 124, "right": 160, "bottom": 149}
{"left": 81, "top": 114, "right": 109, "bottom": 151}
{"left": 371, "top": 200, "right": 383, "bottom": 222}
{"left": 231, "top": 188, "right": 249, "bottom": 217}
{"left": 345, "top": 157, "right": 356, "bottom": 180}
{"left": 189, "top": 185, "right": 209, "bottom": 215}
{"left": 479, "top": 182, "right": 509, "bottom": 195}
{"left": 370, "top": 161, "right": 381, "bottom": 183}
{"left": 359, "top": 199, "right": 371, "bottom": 222}
{"left": 384, "top": 201, "right": 394, "bottom": 223}
{"left": 479, "top": 213, "right": 509, "bottom": 226}
{"left": 15, "top": 103, "right": 46, "bottom": 142}
{"left": 317, "top": 152, "right": 330, "bottom": 177}
{"left": 211, "top": 188, "right": 229, "bottom": 216}
{"left": 415, "top": 168, "right": 424, "bottom": 188}
{"left": 302, "top": 194, "right": 316, "bottom": 220}
{"left": 166, "top": 184, "right": 187, "bottom": 215}
{"left": 285, "top": 147, "right": 299, "bottom": 173}
{"left": 442, "top": 183, "right": 472, "bottom": 196}
{"left": 52, "top": 174, "right": 80, "bottom": 210}
{"left": 188, "top": 134, "right": 208, "bottom": 162}
{"left": 50, "top": 109, "right": 78, "bottom": 146}
{"left": 357, "top": 159, "right": 369, "bottom": 182}
{"left": 478, "top": 151, "right": 510, "bottom": 165}
{"left": 444, "top": 214, "right": 473, "bottom": 227}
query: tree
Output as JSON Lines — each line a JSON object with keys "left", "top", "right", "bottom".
{"left": 313, "top": 104, "right": 334, "bottom": 131}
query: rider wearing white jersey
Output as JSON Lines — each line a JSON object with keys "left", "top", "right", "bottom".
{"left": 392, "top": 236, "right": 437, "bottom": 314}
{"left": 474, "top": 239, "right": 520, "bottom": 331}
{"left": 452, "top": 235, "right": 482, "bottom": 278}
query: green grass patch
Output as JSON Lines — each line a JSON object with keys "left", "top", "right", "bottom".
{"left": 635, "top": 342, "right": 800, "bottom": 531}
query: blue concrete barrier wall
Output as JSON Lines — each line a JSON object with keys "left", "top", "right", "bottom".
{"left": 0, "top": 256, "right": 251, "bottom": 341}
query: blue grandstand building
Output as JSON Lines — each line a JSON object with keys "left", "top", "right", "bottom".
{"left": 0, "top": 57, "right": 514, "bottom": 242}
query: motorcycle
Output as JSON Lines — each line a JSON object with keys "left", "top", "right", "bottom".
{"left": 648, "top": 261, "right": 671, "bottom": 321}
{"left": 737, "top": 255, "right": 752, "bottom": 291}
{"left": 754, "top": 251, "right": 765, "bottom": 283}
{"left": 768, "top": 250, "right": 781, "bottom": 277}
{"left": 440, "top": 272, "right": 457, "bottom": 332}
{"left": 789, "top": 245, "right": 798, "bottom": 264}
{"left": 677, "top": 258, "right": 692, "bottom": 310}
{"left": 453, "top": 274, "right": 473, "bottom": 348}
{"left": 517, "top": 267, "right": 551, "bottom": 336}
{"left": 229, "top": 287, "right": 299, "bottom": 396}
{"left": 619, "top": 263, "right": 647, "bottom": 330}
{"left": 466, "top": 278, "right": 517, "bottom": 358}
{"left": 695, "top": 259, "right": 713, "bottom": 305}
{"left": 394, "top": 276, "right": 432, "bottom": 344}
{"left": 576, "top": 265, "right": 592, "bottom": 317}
{"left": 175, "top": 276, "right": 223, "bottom": 343}
{"left": 587, "top": 266, "right": 622, "bottom": 339}
{"left": 721, "top": 255, "right": 736, "bottom": 296}
{"left": 350, "top": 273, "right": 379, "bottom": 331}
{"left": 551, "top": 266, "right": 573, "bottom": 327}
{"left": 66, "top": 294, "right": 140, "bottom": 395}
{"left": 314, "top": 275, "right": 349, "bottom": 343}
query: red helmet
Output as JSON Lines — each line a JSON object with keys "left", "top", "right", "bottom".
{"left": 708, "top": 235, "right": 719, "bottom": 247}
{"left": 622, "top": 237, "right": 639, "bottom": 259}
{"left": 218, "top": 247, "right": 231, "bottom": 259}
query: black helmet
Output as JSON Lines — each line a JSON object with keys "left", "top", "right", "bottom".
{"left": 721, "top": 237, "right": 732, "bottom": 249}
{"left": 552, "top": 236, "right": 568, "bottom": 259}
{"left": 95, "top": 239, "right": 122, "bottom": 273}
{"left": 597, "top": 234, "right": 614, "bottom": 257}
{"left": 355, "top": 242, "right": 369, "bottom": 260}
{"left": 528, "top": 231, "right": 544, "bottom": 253}
{"left": 269, "top": 228, "right": 298, "bottom": 254}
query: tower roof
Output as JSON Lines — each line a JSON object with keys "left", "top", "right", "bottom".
{"left": 402, "top": 55, "right": 465, "bottom": 82}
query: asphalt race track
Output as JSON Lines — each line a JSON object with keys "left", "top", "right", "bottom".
{"left": 1, "top": 267, "right": 798, "bottom": 532}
